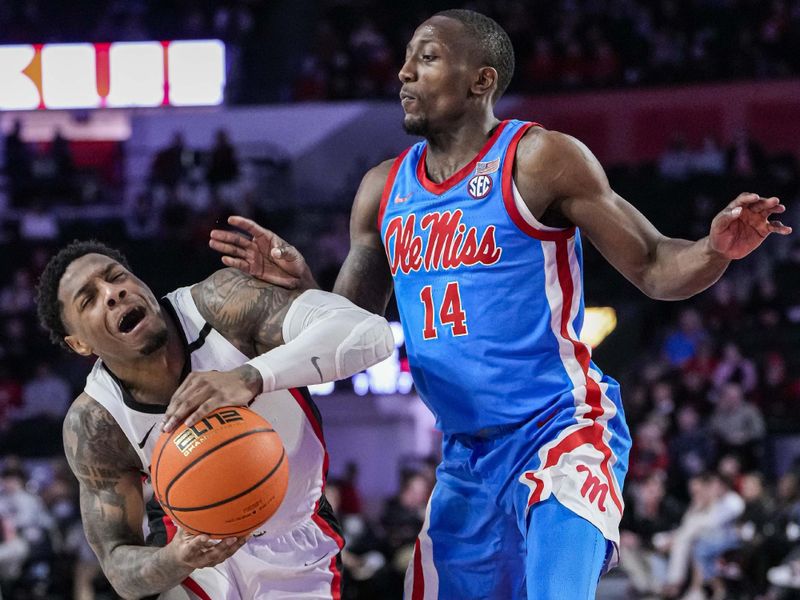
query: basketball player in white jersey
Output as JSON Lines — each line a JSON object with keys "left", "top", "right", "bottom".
{"left": 35, "top": 240, "right": 394, "bottom": 599}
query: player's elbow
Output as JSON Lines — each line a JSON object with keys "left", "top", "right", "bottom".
{"left": 335, "top": 313, "right": 394, "bottom": 379}
{"left": 636, "top": 276, "right": 692, "bottom": 301}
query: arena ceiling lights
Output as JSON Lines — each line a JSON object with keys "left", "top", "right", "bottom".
{"left": 0, "top": 40, "right": 225, "bottom": 110}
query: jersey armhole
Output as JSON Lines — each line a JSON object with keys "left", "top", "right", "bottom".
{"left": 501, "top": 123, "right": 576, "bottom": 241}
{"left": 377, "top": 147, "right": 412, "bottom": 231}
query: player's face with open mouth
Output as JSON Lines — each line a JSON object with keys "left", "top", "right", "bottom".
{"left": 58, "top": 253, "right": 167, "bottom": 359}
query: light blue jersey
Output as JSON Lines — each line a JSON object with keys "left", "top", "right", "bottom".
{"left": 378, "top": 120, "right": 632, "bottom": 599}
{"left": 380, "top": 119, "right": 618, "bottom": 437}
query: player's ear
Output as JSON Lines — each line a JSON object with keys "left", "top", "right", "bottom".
{"left": 471, "top": 66, "right": 498, "bottom": 99}
{"left": 65, "top": 335, "right": 92, "bottom": 357}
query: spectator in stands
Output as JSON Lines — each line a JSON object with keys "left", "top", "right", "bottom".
{"left": 709, "top": 382, "right": 766, "bottom": 470}
{"left": 0, "top": 511, "right": 28, "bottom": 592}
{"left": 662, "top": 472, "right": 744, "bottom": 598}
{"left": 692, "top": 136, "right": 726, "bottom": 176}
{"left": 620, "top": 470, "right": 684, "bottom": 597}
{"left": 658, "top": 133, "right": 693, "bottom": 180}
{"left": 4, "top": 120, "right": 31, "bottom": 207}
{"left": 380, "top": 472, "right": 431, "bottom": 570}
{"left": 662, "top": 308, "right": 708, "bottom": 367}
{"left": 149, "top": 132, "right": 193, "bottom": 191}
{"left": 711, "top": 342, "right": 758, "bottom": 393}
{"left": 669, "top": 405, "right": 716, "bottom": 495}
{"left": 747, "top": 272, "right": 785, "bottom": 328}
{"left": 0, "top": 365, "right": 22, "bottom": 432}
{"left": 206, "top": 129, "right": 240, "bottom": 195}
{"left": 123, "top": 191, "right": 162, "bottom": 240}
{"left": 338, "top": 461, "right": 364, "bottom": 516}
{"left": 0, "top": 463, "right": 56, "bottom": 597}
{"left": 0, "top": 269, "right": 35, "bottom": 316}
{"left": 727, "top": 131, "right": 766, "bottom": 180}
{"left": 775, "top": 239, "right": 800, "bottom": 322}
{"left": 757, "top": 351, "right": 800, "bottom": 431}
{"left": 18, "top": 203, "right": 59, "bottom": 242}
{"left": 733, "top": 472, "right": 777, "bottom": 596}
{"left": 5, "top": 362, "right": 71, "bottom": 456}
{"left": 629, "top": 420, "right": 669, "bottom": 482}
{"left": 50, "top": 129, "right": 75, "bottom": 202}
{"left": 704, "top": 278, "right": 743, "bottom": 333}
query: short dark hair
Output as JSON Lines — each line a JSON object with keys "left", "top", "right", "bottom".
{"left": 435, "top": 9, "right": 515, "bottom": 101}
{"left": 36, "top": 240, "right": 131, "bottom": 350}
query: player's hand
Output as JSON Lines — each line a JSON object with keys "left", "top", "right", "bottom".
{"left": 209, "top": 216, "right": 318, "bottom": 290}
{"left": 709, "top": 193, "right": 792, "bottom": 260}
{"left": 166, "top": 527, "right": 248, "bottom": 569}
{"left": 162, "top": 366, "right": 261, "bottom": 433}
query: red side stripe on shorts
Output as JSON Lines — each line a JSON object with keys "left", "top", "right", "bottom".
{"left": 529, "top": 238, "right": 622, "bottom": 513}
{"left": 182, "top": 576, "right": 212, "bottom": 600}
{"left": 290, "top": 387, "right": 344, "bottom": 599}
{"left": 377, "top": 148, "right": 411, "bottom": 230}
{"left": 412, "top": 537, "right": 425, "bottom": 600}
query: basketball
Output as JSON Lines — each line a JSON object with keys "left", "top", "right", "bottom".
{"left": 151, "top": 406, "right": 289, "bottom": 538}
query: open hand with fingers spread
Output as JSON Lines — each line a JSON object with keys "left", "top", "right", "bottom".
{"left": 166, "top": 527, "right": 248, "bottom": 570}
{"left": 209, "top": 216, "right": 318, "bottom": 290}
{"left": 162, "top": 365, "right": 262, "bottom": 433}
{"left": 709, "top": 193, "right": 792, "bottom": 260}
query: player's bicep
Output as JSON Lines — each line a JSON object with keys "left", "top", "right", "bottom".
{"left": 334, "top": 160, "right": 394, "bottom": 314}
{"left": 63, "top": 397, "right": 145, "bottom": 562}
{"left": 543, "top": 133, "right": 667, "bottom": 289}
{"left": 192, "top": 268, "right": 301, "bottom": 352}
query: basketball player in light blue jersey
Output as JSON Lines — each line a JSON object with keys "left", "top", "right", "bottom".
{"left": 208, "top": 10, "right": 791, "bottom": 599}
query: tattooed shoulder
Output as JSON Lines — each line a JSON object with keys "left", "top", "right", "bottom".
{"left": 63, "top": 393, "right": 141, "bottom": 489}
{"left": 191, "top": 267, "right": 300, "bottom": 355}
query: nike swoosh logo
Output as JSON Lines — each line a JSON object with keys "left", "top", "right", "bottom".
{"left": 137, "top": 423, "right": 157, "bottom": 449}
{"left": 394, "top": 193, "right": 412, "bottom": 203}
{"left": 310, "top": 356, "right": 323, "bottom": 383}
{"left": 304, "top": 553, "right": 330, "bottom": 567}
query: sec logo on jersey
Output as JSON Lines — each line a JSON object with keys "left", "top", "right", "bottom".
{"left": 467, "top": 174, "right": 493, "bottom": 199}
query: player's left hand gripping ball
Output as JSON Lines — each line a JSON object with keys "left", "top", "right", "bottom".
{"left": 162, "top": 365, "right": 262, "bottom": 433}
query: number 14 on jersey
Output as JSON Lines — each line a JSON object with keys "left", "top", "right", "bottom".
{"left": 420, "top": 282, "right": 468, "bottom": 340}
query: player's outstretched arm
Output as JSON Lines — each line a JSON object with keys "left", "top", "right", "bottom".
{"left": 64, "top": 394, "right": 246, "bottom": 598}
{"left": 516, "top": 129, "right": 791, "bottom": 301}
{"left": 163, "top": 268, "right": 393, "bottom": 431}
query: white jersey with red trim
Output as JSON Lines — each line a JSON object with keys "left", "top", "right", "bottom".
{"left": 84, "top": 285, "right": 328, "bottom": 539}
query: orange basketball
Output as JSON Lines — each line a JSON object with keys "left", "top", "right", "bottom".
{"left": 151, "top": 406, "right": 289, "bottom": 538}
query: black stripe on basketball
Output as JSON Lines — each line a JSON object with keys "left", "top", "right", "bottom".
{"left": 161, "top": 427, "right": 277, "bottom": 508}
{"left": 165, "top": 447, "right": 286, "bottom": 512}
{"left": 151, "top": 424, "right": 274, "bottom": 507}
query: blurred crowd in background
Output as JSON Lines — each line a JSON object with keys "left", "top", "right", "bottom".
{"left": 2, "top": 0, "right": 800, "bottom": 102}
{"left": 2, "top": 117, "right": 800, "bottom": 599}
{"left": 1, "top": 1, "right": 800, "bottom": 599}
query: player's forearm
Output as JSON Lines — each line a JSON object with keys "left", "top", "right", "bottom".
{"left": 641, "top": 236, "right": 730, "bottom": 300}
{"left": 246, "top": 289, "right": 394, "bottom": 391}
{"left": 104, "top": 544, "right": 193, "bottom": 599}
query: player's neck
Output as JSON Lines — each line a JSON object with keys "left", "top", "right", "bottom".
{"left": 103, "top": 317, "right": 185, "bottom": 405}
{"left": 423, "top": 113, "right": 501, "bottom": 183}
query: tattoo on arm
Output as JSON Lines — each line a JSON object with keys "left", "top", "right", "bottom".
{"left": 334, "top": 244, "right": 393, "bottom": 315}
{"left": 193, "top": 268, "right": 299, "bottom": 355}
{"left": 64, "top": 396, "right": 191, "bottom": 598}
